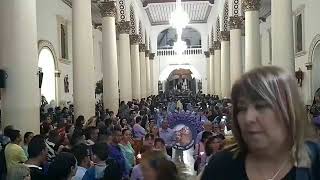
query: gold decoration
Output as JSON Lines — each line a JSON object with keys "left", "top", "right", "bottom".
{"left": 139, "top": 44, "right": 146, "bottom": 52}
{"left": 98, "top": 1, "right": 117, "bottom": 17}
{"left": 117, "top": 21, "right": 130, "bottom": 34}
{"left": 220, "top": 31, "right": 230, "bottom": 41}
{"left": 229, "top": 16, "right": 244, "bottom": 30}
{"left": 242, "top": 0, "right": 261, "bottom": 12}
{"left": 149, "top": 53, "right": 155, "bottom": 60}
{"left": 209, "top": 48, "right": 215, "bottom": 55}
{"left": 130, "top": 34, "right": 140, "bottom": 45}
{"left": 213, "top": 41, "right": 221, "bottom": 50}
{"left": 145, "top": 50, "right": 150, "bottom": 57}
{"left": 204, "top": 51, "right": 210, "bottom": 58}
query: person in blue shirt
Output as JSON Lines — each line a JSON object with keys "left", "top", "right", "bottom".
{"left": 108, "top": 128, "right": 130, "bottom": 179}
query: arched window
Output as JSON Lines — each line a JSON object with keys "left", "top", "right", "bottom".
{"left": 38, "top": 48, "right": 56, "bottom": 103}
{"left": 157, "top": 27, "right": 201, "bottom": 49}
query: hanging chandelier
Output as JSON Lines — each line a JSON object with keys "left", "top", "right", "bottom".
{"left": 169, "top": 0, "right": 190, "bottom": 55}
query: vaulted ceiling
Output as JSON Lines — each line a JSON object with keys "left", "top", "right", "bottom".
{"left": 142, "top": 0, "right": 214, "bottom": 25}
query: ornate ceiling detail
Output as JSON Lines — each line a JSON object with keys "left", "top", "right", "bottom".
{"left": 117, "top": 21, "right": 130, "bottom": 34}
{"left": 98, "top": 1, "right": 117, "bottom": 17}
{"left": 242, "top": 0, "right": 261, "bottom": 12}
{"left": 144, "top": 1, "right": 213, "bottom": 25}
{"left": 229, "top": 16, "right": 244, "bottom": 30}
{"left": 223, "top": 1, "right": 229, "bottom": 31}
{"left": 130, "top": 34, "right": 140, "bottom": 45}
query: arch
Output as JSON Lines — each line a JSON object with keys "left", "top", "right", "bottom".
{"left": 309, "top": 34, "right": 320, "bottom": 99}
{"left": 222, "top": 1, "right": 229, "bottom": 31}
{"left": 157, "top": 27, "right": 202, "bottom": 49}
{"left": 232, "top": 0, "right": 242, "bottom": 16}
{"left": 38, "top": 40, "right": 58, "bottom": 70}
{"left": 210, "top": 26, "right": 214, "bottom": 47}
{"left": 139, "top": 20, "right": 144, "bottom": 43}
{"left": 216, "top": 16, "right": 221, "bottom": 41}
{"left": 159, "top": 64, "right": 202, "bottom": 81}
{"left": 129, "top": 5, "right": 137, "bottom": 35}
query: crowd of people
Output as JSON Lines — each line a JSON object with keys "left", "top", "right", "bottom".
{"left": 1, "top": 66, "right": 320, "bottom": 180}
{"left": 0, "top": 85, "right": 233, "bottom": 180}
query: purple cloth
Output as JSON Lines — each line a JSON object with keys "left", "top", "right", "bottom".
{"left": 130, "top": 164, "right": 143, "bottom": 180}
{"left": 108, "top": 144, "right": 129, "bottom": 178}
{"left": 133, "top": 124, "right": 146, "bottom": 140}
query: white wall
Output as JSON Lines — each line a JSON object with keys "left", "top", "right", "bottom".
{"left": 36, "top": 0, "right": 73, "bottom": 104}
{"left": 258, "top": 0, "right": 320, "bottom": 104}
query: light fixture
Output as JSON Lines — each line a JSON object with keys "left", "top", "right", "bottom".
{"left": 169, "top": 0, "right": 190, "bottom": 55}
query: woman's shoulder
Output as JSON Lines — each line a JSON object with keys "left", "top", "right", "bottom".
{"left": 201, "top": 150, "right": 246, "bottom": 180}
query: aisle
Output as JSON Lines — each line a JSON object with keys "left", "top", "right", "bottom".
{"left": 172, "top": 148, "right": 197, "bottom": 180}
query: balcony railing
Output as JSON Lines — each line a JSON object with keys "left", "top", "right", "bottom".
{"left": 157, "top": 48, "right": 203, "bottom": 56}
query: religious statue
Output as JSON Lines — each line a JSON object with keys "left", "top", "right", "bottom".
{"left": 295, "top": 68, "right": 304, "bottom": 87}
{"left": 64, "top": 75, "right": 69, "bottom": 93}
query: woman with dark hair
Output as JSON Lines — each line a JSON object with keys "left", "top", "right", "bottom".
{"left": 141, "top": 150, "right": 179, "bottom": 180}
{"left": 47, "top": 152, "right": 77, "bottom": 180}
{"left": 22, "top": 132, "right": 34, "bottom": 157}
{"left": 119, "top": 129, "right": 135, "bottom": 168}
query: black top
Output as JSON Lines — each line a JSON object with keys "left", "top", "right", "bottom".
{"left": 29, "top": 166, "right": 47, "bottom": 180}
{"left": 201, "top": 150, "right": 297, "bottom": 180}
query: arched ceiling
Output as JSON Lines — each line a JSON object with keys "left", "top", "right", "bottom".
{"left": 142, "top": 0, "right": 214, "bottom": 25}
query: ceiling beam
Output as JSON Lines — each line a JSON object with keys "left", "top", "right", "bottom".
{"left": 143, "top": 0, "right": 214, "bottom": 7}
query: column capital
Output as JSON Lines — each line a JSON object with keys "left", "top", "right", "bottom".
{"left": 220, "top": 31, "right": 230, "bottom": 41}
{"left": 145, "top": 50, "right": 150, "bottom": 57}
{"left": 98, "top": 1, "right": 117, "bottom": 18}
{"left": 204, "top": 51, "right": 210, "bottom": 58}
{"left": 117, "top": 21, "right": 130, "bottom": 34}
{"left": 213, "top": 41, "right": 221, "bottom": 50}
{"left": 209, "top": 48, "right": 215, "bottom": 55}
{"left": 130, "top": 34, "right": 140, "bottom": 45}
{"left": 149, "top": 53, "right": 155, "bottom": 60}
{"left": 229, "top": 16, "right": 244, "bottom": 30}
{"left": 55, "top": 70, "right": 61, "bottom": 78}
{"left": 139, "top": 44, "right": 146, "bottom": 52}
{"left": 242, "top": 0, "right": 261, "bottom": 12}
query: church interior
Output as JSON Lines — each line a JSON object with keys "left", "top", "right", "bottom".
{"left": 1, "top": 0, "right": 320, "bottom": 180}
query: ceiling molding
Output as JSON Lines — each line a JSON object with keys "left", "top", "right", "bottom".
{"left": 142, "top": 0, "right": 214, "bottom": 7}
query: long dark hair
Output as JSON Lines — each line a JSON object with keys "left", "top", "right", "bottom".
{"left": 102, "top": 159, "right": 122, "bottom": 180}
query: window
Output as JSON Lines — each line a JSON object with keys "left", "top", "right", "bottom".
{"left": 293, "top": 5, "right": 306, "bottom": 57}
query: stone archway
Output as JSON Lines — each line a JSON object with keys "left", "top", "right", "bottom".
{"left": 38, "top": 40, "right": 59, "bottom": 104}
{"left": 308, "top": 35, "right": 320, "bottom": 105}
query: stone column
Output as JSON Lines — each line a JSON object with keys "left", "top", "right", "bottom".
{"left": 139, "top": 44, "right": 147, "bottom": 98}
{"left": 99, "top": 2, "right": 119, "bottom": 113}
{"left": 145, "top": 51, "right": 151, "bottom": 97}
{"left": 149, "top": 53, "right": 155, "bottom": 95}
{"left": 220, "top": 31, "right": 231, "bottom": 98}
{"left": 209, "top": 48, "right": 215, "bottom": 95}
{"left": 272, "top": 0, "right": 294, "bottom": 73}
{"left": 118, "top": 21, "right": 132, "bottom": 102}
{"left": 230, "top": 16, "right": 244, "bottom": 86}
{"left": 72, "top": 0, "right": 96, "bottom": 119}
{"left": 130, "top": 34, "right": 141, "bottom": 100}
{"left": 204, "top": 51, "right": 210, "bottom": 95}
{"left": 214, "top": 41, "right": 222, "bottom": 97}
{"left": 243, "top": 0, "right": 261, "bottom": 72}
{"left": 0, "top": 0, "right": 40, "bottom": 133}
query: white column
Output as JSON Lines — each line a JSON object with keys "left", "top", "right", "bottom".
{"left": 205, "top": 51, "right": 210, "bottom": 95}
{"left": 145, "top": 51, "right": 151, "bottom": 97}
{"left": 220, "top": 31, "right": 231, "bottom": 98}
{"left": 130, "top": 35, "right": 141, "bottom": 100}
{"left": 99, "top": 2, "right": 119, "bottom": 113}
{"left": 150, "top": 53, "right": 155, "bottom": 95}
{"left": 243, "top": 0, "right": 261, "bottom": 72}
{"left": 72, "top": 0, "right": 96, "bottom": 119}
{"left": 230, "top": 16, "right": 243, "bottom": 86}
{"left": 118, "top": 22, "right": 132, "bottom": 102}
{"left": 139, "top": 44, "right": 147, "bottom": 98}
{"left": 271, "top": 0, "right": 294, "bottom": 73}
{"left": 0, "top": 0, "right": 40, "bottom": 133}
{"left": 209, "top": 49, "right": 215, "bottom": 95}
{"left": 214, "top": 41, "right": 222, "bottom": 97}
